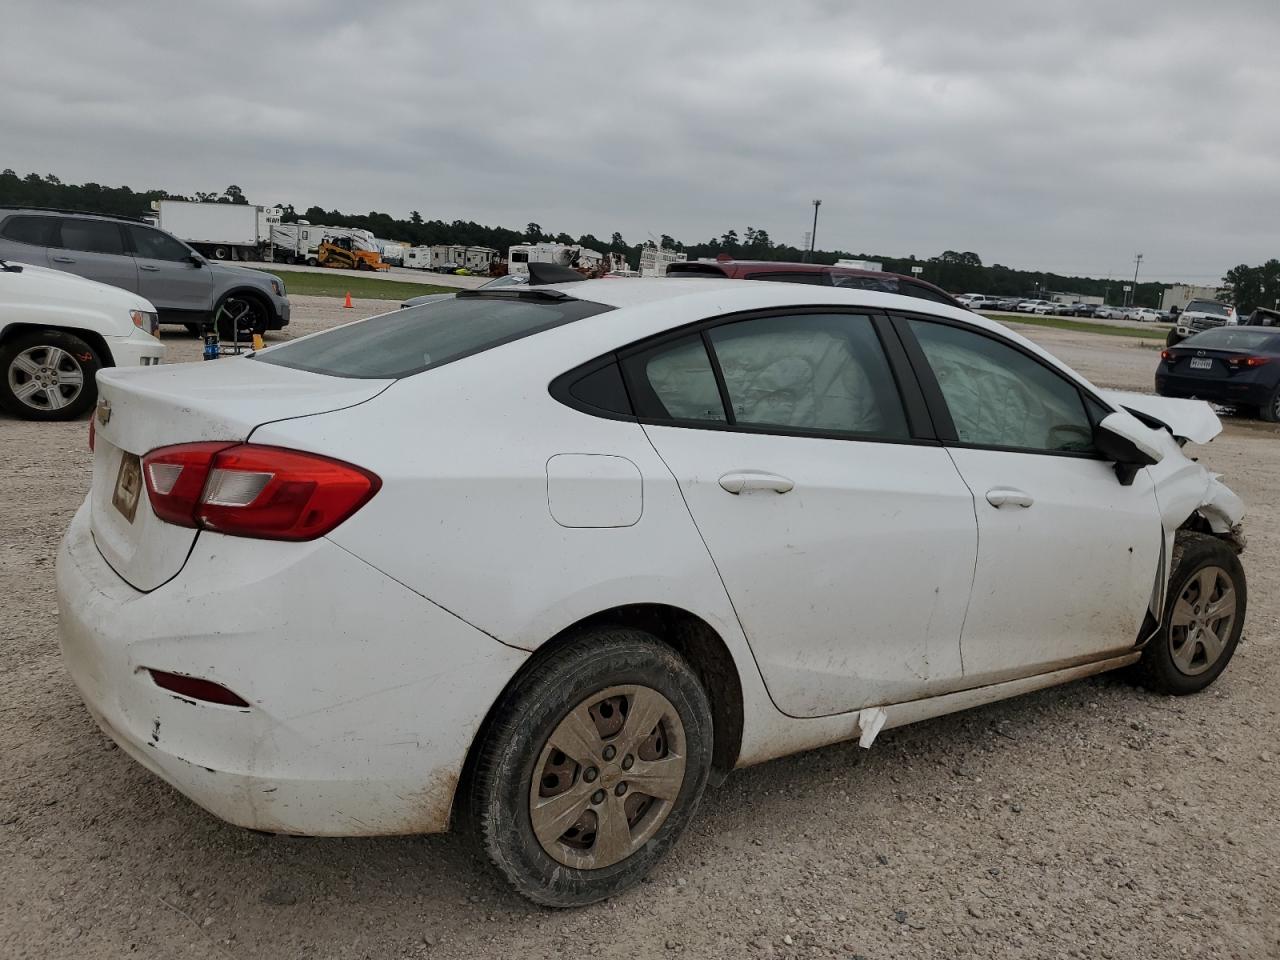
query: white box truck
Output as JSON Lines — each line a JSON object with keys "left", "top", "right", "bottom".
{"left": 152, "top": 199, "right": 281, "bottom": 261}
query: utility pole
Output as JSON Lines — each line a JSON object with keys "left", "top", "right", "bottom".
{"left": 1131, "top": 253, "right": 1143, "bottom": 306}
{"left": 804, "top": 199, "right": 821, "bottom": 263}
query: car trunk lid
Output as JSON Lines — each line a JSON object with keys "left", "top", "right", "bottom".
{"left": 89, "top": 359, "right": 390, "bottom": 591}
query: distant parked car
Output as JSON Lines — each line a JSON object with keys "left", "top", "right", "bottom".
{"left": 1032, "top": 302, "right": 1059, "bottom": 315}
{"left": 0, "top": 208, "right": 290, "bottom": 340}
{"left": 0, "top": 258, "right": 163, "bottom": 420}
{"left": 1157, "top": 325, "right": 1280, "bottom": 421}
{"left": 1017, "top": 299, "right": 1051, "bottom": 313}
{"left": 1065, "top": 303, "right": 1098, "bottom": 318}
{"left": 994, "top": 296, "right": 1023, "bottom": 311}
{"left": 1126, "top": 307, "right": 1162, "bottom": 323}
{"left": 1094, "top": 305, "right": 1127, "bottom": 320}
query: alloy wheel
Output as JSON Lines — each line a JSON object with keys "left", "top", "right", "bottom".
{"left": 529, "top": 685, "right": 686, "bottom": 870}
{"left": 7, "top": 344, "right": 86, "bottom": 413}
{"left": 1168, "top": 565, "right": 1237, "bottom": 676}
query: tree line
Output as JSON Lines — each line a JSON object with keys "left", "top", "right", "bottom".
{"left": 0, "top": 169, "right": 1259, "bottom": 307}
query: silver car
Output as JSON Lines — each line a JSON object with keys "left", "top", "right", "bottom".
{"left": 0, "top": 208, "right": 290, "bottom": 338}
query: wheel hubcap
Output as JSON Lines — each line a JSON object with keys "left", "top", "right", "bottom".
{"left": 1169, "top": 565, "right": 1236, "bottom": 676}
{"left": 529, "top": 684, "right": 686, "bottom": 870}
{"left": 8, "top": 345, "right": 85, "bottom": 411}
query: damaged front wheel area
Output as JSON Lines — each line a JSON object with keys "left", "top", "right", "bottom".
{"left": 1136, "top": 532, "right": 1246, "bottom": 695}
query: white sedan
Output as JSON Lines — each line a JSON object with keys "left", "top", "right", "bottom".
{"left": 1127, "top": 307, "right": 1163, "bottom": 323}
{"left": 57, "top": 279, "right": 1247, "bottom": 907}
{"left": 1, "top": 259, "right": 163, "bottom": 419}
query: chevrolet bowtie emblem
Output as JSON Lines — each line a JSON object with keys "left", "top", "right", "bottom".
{"left": 96, "top": 398, "right": 111, "bottom": 426}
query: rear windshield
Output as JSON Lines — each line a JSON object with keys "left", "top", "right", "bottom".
{"left": 255, "top": 294, "right": 612, "bottom": 379}
{"left": 1184, "top": 328, "right": 1280, "bottom": 351}
{"left": 1186, "top": 300, "right": 1231, "bottom": 316}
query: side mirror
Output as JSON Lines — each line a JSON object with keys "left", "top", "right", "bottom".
{"left": 189, "top": 254, "right": 205, "bottom": 267}
{"left": 1095, "top": 412, "right": 1163, "bottom": 485}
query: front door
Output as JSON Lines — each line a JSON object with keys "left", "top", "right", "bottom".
{"left": 901, "top": 316, "right": 1163, "bottom": 683}
{"left": 125, "top": 224, "right": 213, "bottom": 314}
{"left": 50, "top": 218, "right": 137, "bottom": 293}
{"left": 626, "top": 310, "right": 979, "bottom": 718}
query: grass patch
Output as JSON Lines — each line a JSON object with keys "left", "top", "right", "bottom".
{"left": 259, "top": 271, "right": 456, "bottom": 301}
{"left": 987, "top": 311, "right": 1167, "bottom": 340}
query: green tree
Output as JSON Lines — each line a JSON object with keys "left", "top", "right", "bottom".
{"left": 525, "top": 222, "right": 542, "bottom": 241}
{"left": 224, "top": 184, "right": 247, "bottom": 204}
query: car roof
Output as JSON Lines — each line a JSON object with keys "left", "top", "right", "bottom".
{"left": 0, "top": 206, "right": 149, "bottom": 224}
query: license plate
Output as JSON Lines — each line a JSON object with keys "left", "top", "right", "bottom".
{"left": 112, "top": 453, "right": 143, "bottom": 523}
{"left": 1189, "top": 357, "right": 1213, "bottom": 370}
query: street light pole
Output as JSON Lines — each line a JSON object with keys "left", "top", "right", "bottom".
{"left": 1131, "top": 253, "right": 1144, "bottom": 307}
{"left": 806, "top": 199, "right": 821, "bottom": 263}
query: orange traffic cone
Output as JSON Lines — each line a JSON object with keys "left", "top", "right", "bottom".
{"left": 343, "top": 291, "right": 353, "bottom": 309}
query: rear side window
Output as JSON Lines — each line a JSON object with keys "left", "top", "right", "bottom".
{"left": 707, "top": 313, "right": 909, "bottom": 438}
{"left": 0, "top": 214, "right": 56, "bottom": 246}
{"left": 627, "top": 335, "right": 727, "bottom": 422}
{"left": 256, "top": 294, "right": 612, "bottom": 379}
{"left": 57, "top": 218, "right": 126, "bottom": 255}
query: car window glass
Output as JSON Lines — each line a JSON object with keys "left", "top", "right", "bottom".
{"left": 898, "top": 282, "right": 954, "bottom": 305}
{"left": 257, "top": 295, "right": 612, "bottom": 379}
{"left": 127, "top": 225, "right": 191, "bottom": 261}
{"left": 830, "top": 274, "right": 898, "bottom": 294}
{"left": 0, "top": 215, "right": 56, "bottom": 246}
{"left": 707, "top": 313, "right": 909, "bottom": 437}
{"left": 909, "top": 319, "right": 1095, "bottom": 453}
{"left": 629, "top": 335, "right": 727, "bottom": 422}
{"left": 58, "top": 219, "right": 125, "bottom": 255}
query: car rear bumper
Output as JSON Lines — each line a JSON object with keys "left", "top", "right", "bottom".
{"left": 56, "top": 498, "right": 527, "bottom": 836}
{"left": 1155, "top": 374, "right": 1274, "bottom": 407}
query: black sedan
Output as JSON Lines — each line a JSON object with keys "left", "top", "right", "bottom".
{"left": 1156, "top": 326, "right": 1280, "bottom": 421}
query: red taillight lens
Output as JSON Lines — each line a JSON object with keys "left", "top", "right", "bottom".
{"left": 141, "top": 443, "right": 380, "bottom": 540}
{"left": 148, "top": 669, "right": 250, "bottom": 707}
{"left": 1160, "top": 349, "right": 1173, "bottom": 361}
{"left": 1227, "top": 356, "right": 1271, "bottom": 369}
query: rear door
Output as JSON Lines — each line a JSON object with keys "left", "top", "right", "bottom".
{"left": 49, "top": 218, "right": 138, "bottom": 292}
{"left": 627, "top": 309, "right": 978, "bottom": 718}
{"left": 125, "top": 224, "right": 213, "bottom": 313}
{"left": 897, "top": 314, "right": 1163, "bottom": 684}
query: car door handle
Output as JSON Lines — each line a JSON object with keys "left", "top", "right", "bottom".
{"left": 986, "top": 487, "right": 1034, "bottom": 508}
{"left": 140, "top": 264, "right": 161, "bottom": 272}
{"left": 718, "top": 471, "right": 795, "bottom": 495}
{"left": 51, "top": 256, "right": 76, "bottom": 263}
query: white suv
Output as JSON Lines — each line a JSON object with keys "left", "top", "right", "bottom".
{"left": 1, "top": 258, "right": 163, "bottom": 420}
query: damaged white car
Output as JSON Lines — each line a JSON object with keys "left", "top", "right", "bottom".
{"left": 56, "top": 279, "right": 1246, "bottom": 907}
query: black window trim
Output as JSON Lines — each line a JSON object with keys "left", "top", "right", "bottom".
{"left": 889, "top": 310, "right": 1111, "bottom": 461}
{"left": 551, "top": 305, "right": 941, "bottom": 447}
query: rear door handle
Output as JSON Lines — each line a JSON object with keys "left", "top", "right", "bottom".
{"left": 140, "top": 264, "right": 161, "bottom": 272}
{"left": 718, "top": 471, "right": 795, "bottom": 495}
{"left": 51, "top": 256, "right": 76, "bottom": 263}
{"left": 986, "top": 487, "right": 1034, "bottom": 508}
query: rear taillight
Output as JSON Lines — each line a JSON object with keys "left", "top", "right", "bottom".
{"left": 1228, "top": 356, "right": 1270, "bottom": 368}
{"left": 141, "top": 443, "right": 380, "bottom": 540}
{"left": 1160, "top": 349, "right": 1175, "bottom": 361}
{"left": 147, "top": 669, "right": 249, "bottom": 707}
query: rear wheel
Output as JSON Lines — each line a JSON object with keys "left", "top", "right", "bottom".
{"left": 1259, "top": 386, "right": 1280, "bottom": 423}
{"left": 214, "top": 293, "right": 269, "bottom": 342}
{"left": 467, "top": 629, "right": 713, "bottom": 907}
{"left": 1135, "top": 533, "right": 1245, "bottom": 694}
{"left": 0, "top": 329, "right": 101, "bottom": 421}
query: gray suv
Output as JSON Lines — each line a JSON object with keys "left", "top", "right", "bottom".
{"left": 0, "top": 208, "right": 290, "bottom": 338}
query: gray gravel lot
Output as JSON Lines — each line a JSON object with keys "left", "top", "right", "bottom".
{"left": 2, "top": 298, "right": 1277, "bottom": 959}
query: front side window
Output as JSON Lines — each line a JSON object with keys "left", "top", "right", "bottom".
{"left": 0, "top": 214, "right": 56, "bottom": 246}
{"left": 908, "top": 319, "right": 1095, "bottom": 453}
{"left": 57, "top": 218, "right": 125, "bottom": 255}
{"left": 127, "top": 225, "right": 192, "bottom": 262}
{"left": 707, "top": 313, "right": 909, "bottom": 437}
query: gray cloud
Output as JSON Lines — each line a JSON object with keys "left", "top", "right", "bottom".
{"left": 4, "top": 0, "right": 1278, "bottom": 281}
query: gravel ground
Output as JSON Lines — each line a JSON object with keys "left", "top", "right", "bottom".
{"left": 2, "top": 298, "right": 1278, "bottom": 959}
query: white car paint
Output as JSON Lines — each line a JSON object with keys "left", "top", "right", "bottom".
{"left": 56, "top": 278, "right": 1245, "bottom": 838}
{"left": 1, "top": 259, "right": 164, "bottom": 369}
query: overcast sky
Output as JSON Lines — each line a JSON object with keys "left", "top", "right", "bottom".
{"left": 4, "top": 1, "right": 1278, "bottom": 281}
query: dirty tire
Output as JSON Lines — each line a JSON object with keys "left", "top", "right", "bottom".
{"left": 214, "top": 293, "right": 268, "bottom": 342}
{"left": 0, "top": 328, "right": 101, "bottom": 421}
{"left": 467, "top": 629, "right": 713, "bottom": 908}
{"left": 1135, "top": 532, "right": 1246, "bottom": 695}
{"left": 1259, "top": 386, "right": 1280, "bottom": 423}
